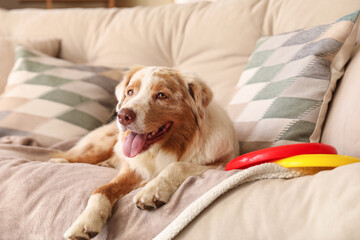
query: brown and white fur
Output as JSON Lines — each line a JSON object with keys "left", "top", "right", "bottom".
{"left": 53, "top": 66, "right": 238, "bottom": 240}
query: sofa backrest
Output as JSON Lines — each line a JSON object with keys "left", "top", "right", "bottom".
{"left": 0, "top": 0, "right": 359, "bottom": 155}
{"left": 1, "top": 0, "right": 358, "bottom": 104}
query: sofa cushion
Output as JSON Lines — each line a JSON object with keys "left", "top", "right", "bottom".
{"left": 0, "top": 45, "right": 123, "bottom": 146}
{"left": 263, "top": 0, "right": 360, "bottom": 35}
{"left": 0, "top": 2, "right": 268, "bottom": 105}
{"left": 321, "top": 44, "right": 360, "bottom": 157}
{"left": 228, "top": 11, "right": 360, "bottom": 154}
{"left": 0, "top": 36, "right": 60, "bottom": 94}
{"left": 176, "top": 163, "right": 360, "bottom": 240}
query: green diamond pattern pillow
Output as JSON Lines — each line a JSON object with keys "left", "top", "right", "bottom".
{"left": 228, "top": 10, "right": 360, "bottom": 155}
{"left": 0, "top": 45, "right": 124, "bottom": 146}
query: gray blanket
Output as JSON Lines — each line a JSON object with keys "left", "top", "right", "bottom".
{"left": 0, "top": 137, "right": 243, "bottom": 239}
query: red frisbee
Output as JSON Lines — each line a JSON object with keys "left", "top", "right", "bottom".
{"left": 225, "top": 143, "right": 337, "bottom": 171}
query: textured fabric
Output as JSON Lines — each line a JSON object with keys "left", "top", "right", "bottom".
{"left": 0, "top": 46, "right": 123, "bottom": 146}
{"left": 0, "top": 138, "right": 241, "bottom": 240}
{"left": 228, "top": 11, "right": 360, "bottom": 154}
{"left": 0, "top": 36, "right": 60, "bottom": 94}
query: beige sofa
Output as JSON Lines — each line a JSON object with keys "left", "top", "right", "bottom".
{"left": 1, "top": 0, "right": 360, "bottom": 239}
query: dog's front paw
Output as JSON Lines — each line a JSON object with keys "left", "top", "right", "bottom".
{"left": 133, "top": 180, "right": 172, "bottom": 210}
{"left": 64, "top": 212, "right": 102, "bottom": 240}
{"left": 64, "top": 224, "right": 98, "bottom": 240}
{"left": 49, "top": 158, "right": 69, "bottom": 163}
{"left": 64, "top": 221, "right": 100, "bottom": 240}
{"left": 64, "top": 194, "right": 112, "bottom": 240}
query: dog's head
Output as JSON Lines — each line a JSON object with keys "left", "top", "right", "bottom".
{"left": 115, "top": 66, "right": 213, "bottom": 158}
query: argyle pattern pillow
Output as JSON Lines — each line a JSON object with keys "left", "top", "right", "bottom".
{"left": 0, "top": 45, "right": 124, "bottom": 146}
{"left": 228, "top": 10, "right": 360, "bottom": 154}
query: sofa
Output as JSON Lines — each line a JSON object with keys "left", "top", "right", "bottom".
{"left": 1, "top": 0, "right": 360, "bottom": 239}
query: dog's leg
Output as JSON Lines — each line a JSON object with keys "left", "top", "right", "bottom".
{"left": 134, "top": 162, "right": 213, "bottom": 210}
{"left": 64, "top": 162, "right": 143, "bottom": 240}
{"left": 50, "top": 121, "right": 118, "bottom": 165}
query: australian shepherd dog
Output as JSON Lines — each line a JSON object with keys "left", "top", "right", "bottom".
{"left": 52, "top": 66, "right": 238, "bottom": 239}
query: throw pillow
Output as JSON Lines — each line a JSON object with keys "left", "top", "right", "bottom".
{"left": 0, "top": 45, "right": 124, "bottom": 146}
{"left": 227, "top": 10, "right": 360, "bottom": 154}
{"left": 0, "top": 36, "right": 61, "bottom": 94}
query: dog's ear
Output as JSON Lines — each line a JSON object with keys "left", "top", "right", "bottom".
{"left": 184, "top": 74, "right": 213, "bottom": 119}
{"left": 115, "top": 65, "right": 145, "bottom": 109}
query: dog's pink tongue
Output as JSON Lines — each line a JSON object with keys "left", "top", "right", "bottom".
{"left": 123, "top": 132, "right": 147, "bottom": 158}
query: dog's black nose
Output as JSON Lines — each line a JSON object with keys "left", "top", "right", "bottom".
{"left": 118, "top": 108, "right": 136, "bottom": 126}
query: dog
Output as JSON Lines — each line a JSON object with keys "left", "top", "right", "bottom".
{"left": 53, "top": 66, "right": 239, "bottom": 240}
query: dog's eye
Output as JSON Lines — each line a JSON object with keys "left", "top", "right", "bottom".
{"left": 127, "top": 89, "right": 134, "bottom": 96}
{"left": 156, "top": 92, "right": 168, "bottom": 99}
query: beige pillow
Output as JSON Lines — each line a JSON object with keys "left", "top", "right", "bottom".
{"left": 0, "top": 36, "right": 60, "bottom": 94}
{"left": 321, "top": 44, "right": 360, "bottom": 157}
{"left": 227, "top": 11, "right": 360, "bottom": 154}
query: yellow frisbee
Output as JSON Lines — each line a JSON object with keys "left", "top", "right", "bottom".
{"left": 275, "top": 154, "right": 360, "bottom": 168}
